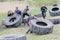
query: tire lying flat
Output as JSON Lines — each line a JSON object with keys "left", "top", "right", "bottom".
{"left": 0, "top": 34, "right": 26, "bottom": 40}
{"left": 48, "top": 17, "right": 60, "bottom": 24}
{"left": 49, "top": 6, "right": 60, "bottom": 16}
{"left": 29, "top": 18, "right": 53, "bottom": 35}
{"left": 3, "top": 14, "right": 22, "bottom": 27}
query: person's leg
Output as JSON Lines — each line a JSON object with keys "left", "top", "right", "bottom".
{"left": 42, "top": 11, "right": 45, "bottom": 19}
{"left": 23, "top": 19, "right": 26, "bottom": 25}
{"left": 25, "top": 13, "right": 30, "bottom": 16}
{"left": 44, "top": 12, "right": 46, "bottom": 19}
{"left": 26, "top": 29, "right": 30, "bottom": 34}
{"left": 23, "top": 14, "right": 25, "bottom": 18}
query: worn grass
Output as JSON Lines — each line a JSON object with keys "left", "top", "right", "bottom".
{"left": 0, "top": 9, "right": 60, "bottom": 40}
{"left": 27, "top": 0, "right": 56, "bottom": 6}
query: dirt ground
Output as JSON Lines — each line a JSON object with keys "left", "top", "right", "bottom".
{"left": 0, "top": 1, "right": 60, "bottom": 40}
{"left": 0, "top": 1, "right": 29, "bottom": 13}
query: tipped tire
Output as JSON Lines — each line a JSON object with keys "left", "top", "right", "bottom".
{"left": 29, "top": 18, "right": 53, "bottom": 35}
{"left": 0, "top": 34, "right": 26, "bottom": 40}
{"left": 3, "top": 14, "right": 22, "bottom": 28}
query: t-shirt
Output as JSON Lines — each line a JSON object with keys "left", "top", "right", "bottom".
{"left": 23, "top": 8, "right": 29, "bottom": 14}
{"left": 15, "top": 10, "right": 21, "bottom": 14}
{"left": 27, "top": 16, "right": 35, "bottom": 22}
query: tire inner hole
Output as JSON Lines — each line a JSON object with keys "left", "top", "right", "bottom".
{"left": 9, "top": 17, "right": 16, "bottom": 22}
{"left": 36, "top": 22, "right": 47, "bottom": 26}
{"left": 52, "top": 7, "right": 59, "bottom": 11}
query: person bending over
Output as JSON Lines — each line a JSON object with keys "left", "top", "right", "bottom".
{"left": 8, "top": 10, "right": 14, "bottom": 16}
{"left": 8, "top": 10, "right": 15, "bottom": 22}
{"left": 26, "top": 15, "right": 36, "bottom": 33}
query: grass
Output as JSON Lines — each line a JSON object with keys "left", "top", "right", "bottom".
{"left": 0, "top": 0, "right": 15, "bottom": 2}
{"left": 5, "top": 0, "right": 15, "bottom": 2}
{"left": 27, "top": 0, "right": 56, "bottom": 7}
{"left": 0, "top": 9, "right": 60, "bottom": 40}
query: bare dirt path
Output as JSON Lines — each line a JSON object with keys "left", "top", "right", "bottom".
{"left": 0, "top": 1, "right": 29, "bottom": 13}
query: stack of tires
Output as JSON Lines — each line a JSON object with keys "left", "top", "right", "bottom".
{"left": 2, "top": 14, "right": 22, "bottom": 28}
{"left": 29, "top": 18, "right": 53, "bottom": 35}
{"left": 49, "top": 6, "right": 60, "bottom": 16}
{"left": 0, "top": 34, "right": 26, "bottom": 40}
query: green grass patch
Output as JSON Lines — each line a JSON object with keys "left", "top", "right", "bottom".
{"left": 29, "top": 8, "right": 40, "bottom": 15}
{"left": 28, "top": 0, "right": 56, "bottom": 6}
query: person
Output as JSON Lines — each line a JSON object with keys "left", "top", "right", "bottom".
{"left": 41, "top": 5, "right": 47, "bottom": 19}
{"left": 22, "top": 14, "right": 35, "bottom": 25}
{"left": 27, "top": 15, "right": 35, "bottom": 25}
{"left": 15, "top": 7, "right": 21, "bottom": 15}
{"left": 8, "top": 10, "right": 15, "bottom": 22}
{"left": 8, "top": 10, "right": 14, "bottom": 16}
{"left": 26, "top": 15, "right": 36, "bottom": 33}
{"left": 23, "top": 6, "right": 30, "bottom": 18}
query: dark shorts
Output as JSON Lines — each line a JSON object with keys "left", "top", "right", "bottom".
{"left": 23, "top": 13, "right": 29, "bottom": 18}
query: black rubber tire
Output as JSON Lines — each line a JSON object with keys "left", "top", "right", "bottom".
{"left": 0, "top": 34, "right": 26, "bottom": 40}
{"left": 3, "top": 14, "right": 22, "bottom": 27}
{"left": 48, "top": 17, "right": 60, "bottom": 24}
{"left": 49, "top": 6, "right": 60, "bottom": 16}
{"left": 29, "top": 18, "right": 53, "bottom": 35}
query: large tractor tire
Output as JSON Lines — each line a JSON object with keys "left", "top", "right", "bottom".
{"left": 3, "top": 14, "right": 22, "bottom": 28}
{"left": 29, "top": 18, "right": 53, "bottom": 35}
{"left": 49, "top": 6, "right": 60, "bottom": 16}
{"left": 0, "top": 34, "right": 26, "bottom": 40}
{"left": 48, "top": 17, "right": 60, "bottom": 24}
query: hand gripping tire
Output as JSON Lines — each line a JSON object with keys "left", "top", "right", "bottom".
{"left": 29, "top": 18, "right": 53, "bottom": 35}
{"left": 49, "top": 6, "right": 60, "bottom": 16}
{"left": 3, "top": 14, "right": 22, "bottom": 28}
{"left": 0, "top": 34, "right": 26, "bottom": 40}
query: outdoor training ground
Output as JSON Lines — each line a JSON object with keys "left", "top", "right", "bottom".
{"left": 0, "top": 0, "right": 60, "bottom": 40}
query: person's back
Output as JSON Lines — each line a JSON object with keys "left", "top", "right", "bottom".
{"left": 27, "top": 15, "right": 35, "bottom": 23}
{"left": 15, "top": 7, "right": 21, "bottom": 15}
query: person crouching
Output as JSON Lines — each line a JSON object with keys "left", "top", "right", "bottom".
{"left": 8, "top": 10, "right": 14, "bottom": 16}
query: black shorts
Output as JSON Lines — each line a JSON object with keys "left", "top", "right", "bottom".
{"left": 23, "top": 13, "right": 29, "bottom": 18}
